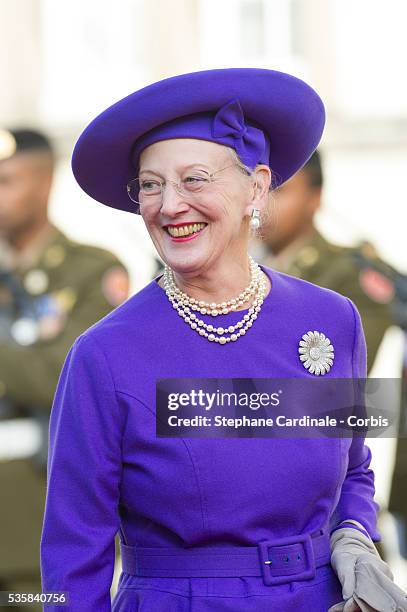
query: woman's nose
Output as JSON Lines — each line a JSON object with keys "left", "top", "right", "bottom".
{"left": 159, "top": 182, "right": 190, "bottom": 216}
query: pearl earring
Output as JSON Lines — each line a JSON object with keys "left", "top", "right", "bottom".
{"left": 249, "top": 208, "right": 261, "bottom": 230}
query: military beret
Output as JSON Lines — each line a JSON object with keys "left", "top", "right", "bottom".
{"left": 0, "top": 128, "right": 53, "bottom": 162}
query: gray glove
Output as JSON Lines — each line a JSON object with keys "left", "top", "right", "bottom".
{"left": 328, "top": 526, "right": 407, "bottom": 612}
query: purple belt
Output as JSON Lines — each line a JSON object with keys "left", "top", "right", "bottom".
{"left": 120, "top": 530, "right": 331, "bottom": 586}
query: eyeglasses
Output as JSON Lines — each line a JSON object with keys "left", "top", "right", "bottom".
{"left": 126, "top": 164, "right": 239, "bottom": 210}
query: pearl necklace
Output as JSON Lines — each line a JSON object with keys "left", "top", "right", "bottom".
{"left": 163, "top": 259, "right": 267, "bottom": 345}
{"left": 164, "top": 255, "right": 262, "bottom": 316}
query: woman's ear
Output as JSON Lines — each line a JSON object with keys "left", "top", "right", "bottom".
{"left": 244, "top": 165, "right": 272, "bottom": 216}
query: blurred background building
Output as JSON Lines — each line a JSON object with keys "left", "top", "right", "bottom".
{"left": 1, "top": 0, "right": 406, "bottom": 586}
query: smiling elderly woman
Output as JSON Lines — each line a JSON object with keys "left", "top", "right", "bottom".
{"left": 132, "top": 135, "right": 272, "bottom": 302}
{"left": 40, "top": 69, "right": 407, "bottom": 612}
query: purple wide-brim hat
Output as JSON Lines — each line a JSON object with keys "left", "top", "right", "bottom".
{"left": 72, "top": 67, "right": 325, "bottom": 215}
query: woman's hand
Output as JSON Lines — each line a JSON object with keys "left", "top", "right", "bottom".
{"left": 328, "top": 527, "right": 407, "bottom": 612}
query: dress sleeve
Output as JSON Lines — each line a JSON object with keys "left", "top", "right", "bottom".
{"left": 329, "top": 298, "right": 381, "bottom": 542}
{"left": 40, "top": 333, "right": 125, "bottom": 611}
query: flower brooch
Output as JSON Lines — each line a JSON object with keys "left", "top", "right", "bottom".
{"left": 298, "top": 331, "right": 334, "bottom": 376}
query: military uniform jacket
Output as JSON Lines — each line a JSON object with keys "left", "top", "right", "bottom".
{"left": 0, "top": 223, "right": 129, "bottom": 574}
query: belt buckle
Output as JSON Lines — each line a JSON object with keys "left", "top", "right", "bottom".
{"left": 258, "top": 533, "right": 316, "bottom": 586}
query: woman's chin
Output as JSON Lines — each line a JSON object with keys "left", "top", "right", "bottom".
{"left": 162, "top": 250, "right": 211, "bottom": 275}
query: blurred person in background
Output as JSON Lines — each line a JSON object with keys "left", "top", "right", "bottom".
{"left": 251, "top": 149, "right": 395, "bottom": 374}
{"left": 0, "top": 128, "right": 129, "bottom": 609}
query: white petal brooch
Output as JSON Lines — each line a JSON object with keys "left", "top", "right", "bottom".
{"left": 298, "top": 331, "right": 334, "bottom": 375}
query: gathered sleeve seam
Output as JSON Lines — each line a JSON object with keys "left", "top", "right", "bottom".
{"left": 81, "top": 332, "right": 129, "bottom": 486}
{"left": 345, "top": 297, "right": 358, "bottom": 379}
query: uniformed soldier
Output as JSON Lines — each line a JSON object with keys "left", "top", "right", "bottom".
{"left": 0, "top": 128, "right": 130, "bottom": 609}
{"left": 251, "top": 150, "right": 394, "bottom": 373}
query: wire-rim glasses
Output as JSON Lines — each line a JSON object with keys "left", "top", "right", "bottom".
{"left": 126, "top": 164, "right": 239, "bottom": 208}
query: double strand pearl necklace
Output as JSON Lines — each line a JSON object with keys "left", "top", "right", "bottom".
{"left": 163, "top": 258, "right": 267, "bottom": 345}
{"left": 165, "top": 255, "right": 262, "bottom": 315}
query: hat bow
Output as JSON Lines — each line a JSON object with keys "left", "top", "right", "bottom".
{"left": 212, "top": 98, "right": 266, "bottom": 168}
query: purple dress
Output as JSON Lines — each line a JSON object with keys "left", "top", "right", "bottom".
{"left": 40, "top": 265, "right": 379, "bottom": 611}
